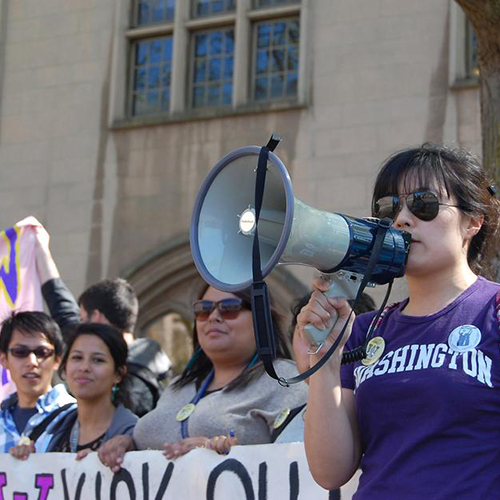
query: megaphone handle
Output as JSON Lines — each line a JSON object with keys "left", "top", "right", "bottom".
{"left": 303, "top": 272, "right": 361, "bottom": 353}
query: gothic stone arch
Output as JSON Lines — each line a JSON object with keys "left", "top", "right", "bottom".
{"left": 123, "top": 233, "right": 309, "bottom": 337}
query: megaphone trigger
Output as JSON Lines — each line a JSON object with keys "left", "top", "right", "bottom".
{"left": 303, "top": 271, "right": 365, "bottom": 352}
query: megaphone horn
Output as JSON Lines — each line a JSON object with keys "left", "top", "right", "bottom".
{"left": 190, "top": 146, "right": 410, "bottom": 293}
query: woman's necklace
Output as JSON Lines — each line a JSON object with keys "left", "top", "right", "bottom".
{"left": 176, "top": 369, "right": 214, "bottom": 439}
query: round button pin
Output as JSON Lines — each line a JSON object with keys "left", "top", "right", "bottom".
{"left": 361, "top": 337, "right": 385, "bottom": 366}
{"left": 176, "top": 403, "right": 196, "bottom": 422}
{"left": 273, "top": 408, "right": 291, "bottom": 429}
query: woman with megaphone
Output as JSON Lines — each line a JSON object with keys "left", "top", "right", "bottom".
{"left": 296, "top": 144, "right": 500, "bottom": 500}
{"left": 98, "top": 283, "right": 307, "bottom": 471}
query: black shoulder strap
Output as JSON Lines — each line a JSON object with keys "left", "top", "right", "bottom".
{"left": 28, "top": 403, "right": 74, "bottom": 442}
{"left": 270, "top": 403, "right": 307, "bottom": 442}
{"left": 127, "top": 362, "right": 162, "bottom": 404}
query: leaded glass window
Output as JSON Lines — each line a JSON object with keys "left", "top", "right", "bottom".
{"left": 192, "top": 0, "right": 235, "bottom": 18}
{"left": 134, "top": 0, "right": 175, "bottom": 27}
{"left": 191, "top": 29, "right": 235, "bottom": 108}
{"left": 465, "top": 21, "right": 479, "bottom": 78}
{"left": 125, "top": 0, "right": 304, "bottom": 120}
{"left": 253, "top": 18, "right": 299, "bottom": 101}
{"left": 131, "top": 36, "right": 173, "bottom": 115}
{"left": 253, "top": 0, "right": 300, "bottom": 8}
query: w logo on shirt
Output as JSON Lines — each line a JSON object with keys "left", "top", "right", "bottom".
{"left": 0, "top": 226, "right": 20, "bottom": 309}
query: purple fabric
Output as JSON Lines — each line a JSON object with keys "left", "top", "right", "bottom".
{"left": 341, "top": 277, "right": 500, "bottom": 500}
{"left": 0, "top": 227, "right": 18, "bottom": 306}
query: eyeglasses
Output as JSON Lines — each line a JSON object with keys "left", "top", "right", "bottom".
{"left": 193, "top": 298, "right": 245, "bottom": 321}
{"left": 8, "top": 346, "right": 55, "bottom": 360}
{"left": 373, "top": 191, "right": 462, "bottom": 222}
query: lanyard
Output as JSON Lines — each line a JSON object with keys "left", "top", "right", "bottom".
{"left": 180, "top": 369, "right": 214, "bottom": 439}
{"left": 69, "top": 420, "right": 79, "bottom": 453}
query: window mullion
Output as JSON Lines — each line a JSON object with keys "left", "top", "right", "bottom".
{"left": 233, "top": 0, "right": 251, "bottom": 107}
{"left": 123, "top": 0, "right": 306, "bottom": 123}
{"left": 170, "top": 0, "right": 190, "bottom": 114}
{"left": 297, "top": 0, "right": 308, "bottom": 104}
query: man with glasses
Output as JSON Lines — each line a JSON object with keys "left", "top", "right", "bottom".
{"left": 0, "top": 311, "right": 75, "bottom": 453}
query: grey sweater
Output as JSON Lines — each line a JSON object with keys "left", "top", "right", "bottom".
{"left": 44, "top": 404, "right": 138, "bottom": 451}
{"left": 133, "top": 359, "right": 307, "bottom": 449}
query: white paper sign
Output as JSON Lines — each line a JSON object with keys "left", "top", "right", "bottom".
{"left": 0, "top": 443, "right": 338, "bottom": 500}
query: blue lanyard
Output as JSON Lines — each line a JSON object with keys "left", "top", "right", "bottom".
{"left": 70, "top": 420, "right": 79, "bottom": 452}
{"left": 181, "top": 369, "right": 214, "bottom": 439}
{"left": 179, "top": 354, "right": 258, "bottom": 439}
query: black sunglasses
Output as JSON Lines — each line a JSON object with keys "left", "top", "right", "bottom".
{"left": 193, "top": 298, "right": 246, "bottom": 321}
{"left": 373, "top": 191, "right": 462, "bottom": 222}
{"left": 8, "top": 346, "right": 55, "bottom": 360}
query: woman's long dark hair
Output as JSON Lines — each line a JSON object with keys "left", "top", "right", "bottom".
{"left": 59, "top": 323, "right": 131, "bottom": 408}
{"left": 173, "top": 284, "right": 292, "bottom": 391}
{"left": 372, "top": 143, "right": 500, "bottom": 273}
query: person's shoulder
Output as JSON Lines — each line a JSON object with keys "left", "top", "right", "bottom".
{"left": 128, "top": 338, "right": 172, "bottom": 376}
{"left": 164, "top": 374, "right": 191, "bottom": 392}
{"left": 354, "top": 309, "right": 379, "bottom": 327}
{"left": 260, "top": 360, "right": 308, "bottom": 395}
{"left": 475, "top": 276, "right": 500, "bottom": 294}
{"left": 461, "top": 276, "right": 500, "bottom": 308}
{"left": 0, "top": 392, "right": 18, "bottom": 411}
{"left": 114, "top": 404, "right": 139, "bottom": 424}
{"left": 108, "top": 405, "right": 139, "bottom": 437}
{"left": 251, "top": 361, "right": 307, "bottom": 414}
{"left": 348, "top": 309, "right": 380, "bottom": 344}
{"left": 45, "top": 406, "right": 78, "bottom": 437}
{"left": 156, "top": 376, "right": 191, "bottom": 404}
{"left": 41, "top": 384, "right": 76, "bottom": 409}
{"left": 272, "top": 359, "right": 301, "bottom": 377}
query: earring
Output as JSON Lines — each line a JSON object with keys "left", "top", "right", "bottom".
{"left": 247, "top": 353, "right": 259, "bottom": 369}
{"left": 185, "top": 348, "right": 203, "bottom": 372}
{"left": 111, "top": 384, "right": 120, "bottom": 403}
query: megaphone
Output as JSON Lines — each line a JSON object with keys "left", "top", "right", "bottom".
{"left": 190, "top": 144, "right": 410, "bottom": 354}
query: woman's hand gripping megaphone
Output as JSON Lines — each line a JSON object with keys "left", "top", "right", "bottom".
{"left": 297, "top": 274, "right": 357, "bottom": 357}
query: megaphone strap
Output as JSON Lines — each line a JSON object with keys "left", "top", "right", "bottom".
{"left": 252, "top": 135, "right": 281, "bottom": 283}
{"left": 251, "top": 138, "right": 282, "bottom": 372}
{"left": 250, "top": 136, "right": 395, "bottom": 385}
{"left": 251, "top": 145, "right": 269, "bottom": 283}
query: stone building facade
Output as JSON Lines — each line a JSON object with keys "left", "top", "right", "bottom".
{"left": 0, "top": 0, "right": 481, "bottom": 361}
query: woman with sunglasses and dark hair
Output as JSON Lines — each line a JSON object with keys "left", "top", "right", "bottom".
{"left": 98, "top": 283, "right": 307, "bottom": 472}
{"left": 10, "top": 323, "right": 138, "bottom": 460}
{"left": 296, "top": 144, "right": 500, "bottom": 499}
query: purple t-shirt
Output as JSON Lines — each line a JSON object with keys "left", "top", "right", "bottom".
{"left": 341, "top": 277, "right": 500, "bottom": 500}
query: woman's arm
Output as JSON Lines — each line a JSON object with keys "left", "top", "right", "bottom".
{"left": 297, "top": 279, "right": 362, "bottom": 489}
{"left": 305, "top": 367, "right": 361, "bottom": 489}
{"left": 34, "top": 227, "right": 81, "bottom": 338}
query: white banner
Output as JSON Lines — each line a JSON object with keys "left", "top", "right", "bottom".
{"left": 0, "top": 443, "right": 339, "bottom": 500}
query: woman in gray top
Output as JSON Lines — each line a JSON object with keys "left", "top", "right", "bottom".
{"left": 99, "top": 283, "right": 307, "bottom": 471}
